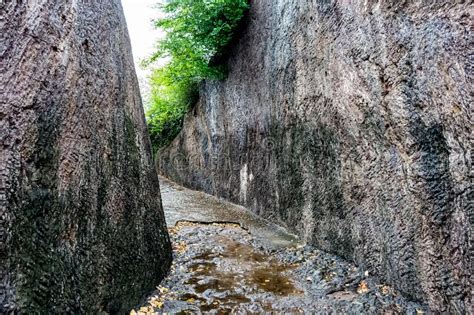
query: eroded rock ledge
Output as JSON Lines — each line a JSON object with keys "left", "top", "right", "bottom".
{"left": 1, "top": 1, "right": 171, "bottom": 312}
{"left": 158, "top": 1, "right": 472, "bottom": 312}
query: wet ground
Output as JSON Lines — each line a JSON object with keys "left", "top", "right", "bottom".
{"left": 131, "top": 177, "right": 427, "bottom": 314}
{"left": 159, "top": 177, "right": 298, "bottom": 249}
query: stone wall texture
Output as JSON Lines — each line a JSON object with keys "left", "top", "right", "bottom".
{"left": 1, "top": 0, "right": 172, "bottom": 313}
{"left": 158, "top": 0, "right": 472, "bottom": 312}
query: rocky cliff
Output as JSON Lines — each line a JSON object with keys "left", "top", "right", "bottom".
{"left": 1, "top": 1, "right": 171, "bottom": 313}
{"left": 158, "top": 0, "right": 472, "bottom": 312}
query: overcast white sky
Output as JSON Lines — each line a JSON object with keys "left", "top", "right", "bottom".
{"left": 122, "top": 0, "right": 165, "bottom": 107}
{"left": 122, "top": 0, "right": 162, "bottom": 65}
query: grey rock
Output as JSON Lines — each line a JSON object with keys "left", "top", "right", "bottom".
{"left": 158, "top": 0, "right": 471, "bottom": 312}
{"left": 1, "top": 0, "right": 171, "bottom": 313}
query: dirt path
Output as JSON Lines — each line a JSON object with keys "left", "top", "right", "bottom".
{"left": 158, "top": 177, "right": 299, "bottom": 249}
{"left": 132, "top": 178, "right": 427, "bottom": 314}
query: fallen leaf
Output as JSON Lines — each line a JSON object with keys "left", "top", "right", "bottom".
{"left": 173, "top": 241, "right": 187, "bottom": 254}
{"left": 168, "top": 227, "right": 178, "bottom": 234}
{"left": 357, "top": 281, "right": 369, "bottom": 294}
{"left": 138, "top": 306, "right": 154, "bottom": 314}
{"left": 149, "top": 299, "right": 164, "bottom": 309}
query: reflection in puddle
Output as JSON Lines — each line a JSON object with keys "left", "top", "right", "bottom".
{"left": 176, "top": 233, "right": 302, "bottom": 312}
{"left": 250, "top": 266, "right": 300, "bottom": 295}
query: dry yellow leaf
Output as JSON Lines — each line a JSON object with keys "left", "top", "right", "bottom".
{"left": 357, "top": 281, "right": 369, "bottom": 294}
{"left": 167, "top": 227, "right": 178, "bottom": 234}
{"left": 186, "top": 298, "right": 195, "bottom": 303}
{"left": 137, "top": 305, "right": 154, "bottom": 315}
{"left": 130, "top": 310, "right": 137, "bottom": 315}
{"left": 149, "top": 299, "right": 164, "bottom": 309}
{"left": 173, "top": 241, "right": 187, "bottom": 254}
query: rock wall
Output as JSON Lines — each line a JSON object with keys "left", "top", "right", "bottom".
{"left": 158, "top": 0, "right": 472, "bottom": 312}
{"left": 1, "top": 0, "right": 172, "bottom": 313}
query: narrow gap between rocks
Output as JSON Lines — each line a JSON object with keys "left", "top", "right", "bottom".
{"left": 131, "top": 177, "right": 426, "bottom": 314}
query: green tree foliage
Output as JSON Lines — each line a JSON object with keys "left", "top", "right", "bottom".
{"left": 145, "top": 0, "right": 249, "bottom": 152}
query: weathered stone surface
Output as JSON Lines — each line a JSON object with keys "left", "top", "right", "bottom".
{"left": 158, "top": 0, "right": 472, "bottom": 312}
{"left": 1, "top": 0, "right": 172, "bottom": 313}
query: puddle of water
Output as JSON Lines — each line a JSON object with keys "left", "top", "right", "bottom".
{"left": 173, "top": 230, "right": 302, "bottom": 313}
{"left": 249, "top": 266, "right": 300, "bottom": 296}
{"left": 221, "top": 241, "right": 267, "bottom": 262}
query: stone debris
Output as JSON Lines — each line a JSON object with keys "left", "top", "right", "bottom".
{"left": 132, "top": 219, "right": 427, "bottom": 313}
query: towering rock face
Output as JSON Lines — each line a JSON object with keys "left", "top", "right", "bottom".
{"left": 158, "top": 0, "right": 471, "bottom": 312}
{"left": 1, "top": 0, "right": 171, "bottom": 313}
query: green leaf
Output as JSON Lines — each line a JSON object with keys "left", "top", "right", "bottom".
{"left": 144, "top": 0, "right": 249, "bottom": 152}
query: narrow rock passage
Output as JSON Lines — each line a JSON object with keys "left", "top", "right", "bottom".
{"left": 132, "top": 178, "right": 427, "bottom": 314}
{"left": 159, "top": 177, "right": 299, "bottom": 249}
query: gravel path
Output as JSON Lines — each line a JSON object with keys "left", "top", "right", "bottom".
{"left": 131, "top": 178, "right": 427, "bottom": 314}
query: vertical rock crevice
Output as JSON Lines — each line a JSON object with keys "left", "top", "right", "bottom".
{"left": 157, "top": 0, "right": 471, "bottom": 312}
{"left": 1, "top": 0, "right": 172, "bottom": 313}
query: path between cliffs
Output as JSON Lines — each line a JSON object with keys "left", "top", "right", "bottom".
{"left": 132, "top": 177, "right": 426, "bottom": 314}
